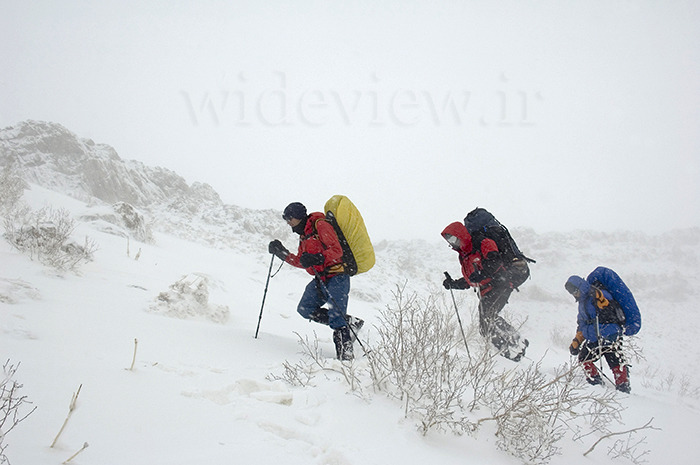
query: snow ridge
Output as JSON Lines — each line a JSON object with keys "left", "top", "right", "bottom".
{"left": 0, "top": 120, "right": 293, "bottom": 251}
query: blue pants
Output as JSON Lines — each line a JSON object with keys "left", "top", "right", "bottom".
{"left": 297, "top": 274, "right": 350, "bottom": 329}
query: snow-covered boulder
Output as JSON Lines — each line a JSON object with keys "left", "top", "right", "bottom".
{"left": 148, "top": 273, "right": 229, "bottom": 324}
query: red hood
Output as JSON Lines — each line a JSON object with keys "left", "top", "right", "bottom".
{"left": 304, "top": 212, "right": 327, "bottom": 235}
{"left": 441, "top": 222, "right": 472, "bottom": 254}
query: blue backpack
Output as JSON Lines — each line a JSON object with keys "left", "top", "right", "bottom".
{"left": 586, "top": 266, "right": 642, "bottom": 336}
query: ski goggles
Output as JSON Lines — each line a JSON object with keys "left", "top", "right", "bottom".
{"left": 444, "top": 234, "right": 461, "bottom": 248}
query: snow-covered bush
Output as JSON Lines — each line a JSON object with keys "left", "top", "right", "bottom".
{"left": 369, "top": 287, "right": 657, "bottom": 464}
{"left": 274, "top": 283, "right": 656, "bottom": 464}
{"left": 149, "top": 274, "right": 229, "bottom": 324}
{"left": 3, "top": 206, "right": 97, "bottom": 271}
{"left": 1, "top": 361, "right": 36, "bottom": 465}
{"left": 367, "top": 285, "right": 472, "bottom": 435}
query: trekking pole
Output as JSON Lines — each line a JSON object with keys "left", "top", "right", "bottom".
{"left": 312, "top": 270, "right": 370, "bottom": 356}
{"left": 254, "top": 254, "right": 275, "bottom": 339}
{"left": 444, "top": 272, "right": 471, "bottom": 360}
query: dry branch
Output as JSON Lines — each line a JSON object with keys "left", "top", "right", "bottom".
{"left": 63, "top": 442, "right": 89, "bottom": 464}
{"left": 583, "top": 417, "right": 659, "bottom": 457}
{"left": 129, "top": 338, "right": 138, "bottom": 371}
{"left": 50, "top": 384, "right": 82, "bottom": 448}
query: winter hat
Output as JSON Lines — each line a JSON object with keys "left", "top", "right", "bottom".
{"left": 283, "top": 202, "right": 307, "bottom": 221}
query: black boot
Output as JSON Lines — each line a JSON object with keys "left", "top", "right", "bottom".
{"left": 333, "top": 326, "right": 354, "bottom": 361}
{"left": 346, "top": 315, "right": 364, "bottom": 342}
{"left": 308, "top": 308, "right": 329, "bottom": 325}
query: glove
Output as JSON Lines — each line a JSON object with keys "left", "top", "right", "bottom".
{"left": 268, "top": 240, "right": 289, "bottom": 260}
{"left": 443, "top": 277, "right": 467, "bottom": 289}
{"left": 569, "top": 331, "right": 584, "bottom": 355}
{"left": 569, "top": 341, "right": 580, "bottom": 356}
{"left": 299, "top": 252, "right": 324, "bottom": 268}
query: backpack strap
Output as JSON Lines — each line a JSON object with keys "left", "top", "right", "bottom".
{"left": 310, "top": 217, "right": 346, "bottom": 275}
{"left": 590, "top": 284, "right": 626, "bottom": 325}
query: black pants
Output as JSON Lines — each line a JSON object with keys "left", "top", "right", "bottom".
{"left": 478, "top": 285, "right": 518, "bottom": 349}
{"left": 579, "top": 337, "right": 625, "bottom": 368}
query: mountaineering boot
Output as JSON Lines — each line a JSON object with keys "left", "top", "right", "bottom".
{"left": 308, "top": 308, "right": 330, "bottom": 325}
{"left": 582, "top": 361, "right": 603, "bottom": 385}
{"left": 612, "top": 365, "right": 631, "bottom": 393}
{"left": 488, "top": 318, "right": 527, "bottom": 361}
{"left": 346, "top": 315, "right": 364, "bottom": 342}
{"left": 492, "top": 337, "right": 511, "bottom": 360}
{"left": 333, "top": 326, "right": 354, "bottom": 361}
{"left": 491, "top": 332, "right": 528, "bottom": 362}
{"left": 509, "top": 339, "right": 529, "bottom": 362}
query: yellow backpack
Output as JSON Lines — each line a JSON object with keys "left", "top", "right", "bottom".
{"left": 323, "top": 195, "right": 375, "bottom": 275}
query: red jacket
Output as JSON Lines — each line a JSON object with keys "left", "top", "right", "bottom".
{"left": 442, "top": 222, "right": 502, "bottom": 294}
{"left": 286, "top": 212, "right": 344, "bottom": 278}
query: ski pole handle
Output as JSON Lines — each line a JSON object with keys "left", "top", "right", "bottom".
{"left": 444, "top": 271, "right": 452, "bottom": 280}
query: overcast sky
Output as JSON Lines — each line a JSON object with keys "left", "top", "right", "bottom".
{"left": 1, "top": 1, "right": 698, "bottom": 241}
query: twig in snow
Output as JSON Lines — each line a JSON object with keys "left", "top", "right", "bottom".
{"left": 129, "top": 338, "right": 138, "bottom": 371}
{"left": 50, "top": 384, "right": 82, "bottom": 448}
{"left": 63, "top": 442, "right": 89, "bottom": 464}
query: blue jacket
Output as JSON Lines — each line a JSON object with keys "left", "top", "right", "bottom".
{"left": 566, "top": 275, "right": 624, "bottom": 342}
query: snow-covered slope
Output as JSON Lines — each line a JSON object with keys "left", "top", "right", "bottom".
{"left": 2, "top": 121, "right": 700, "bottom": 464}
{"left": 2, "top": 185, "right": 699, "bottom": 465}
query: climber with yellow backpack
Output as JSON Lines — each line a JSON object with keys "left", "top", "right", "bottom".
{"left": 268, "top": 196, "right": 374, "bottom": 361}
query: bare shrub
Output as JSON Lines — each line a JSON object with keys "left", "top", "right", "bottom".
{"left": 367, "top": 284, "right": 473, "bottom": 435}
{"left": 272, "top": 283, "right": 657, "bottom": 464}
{"left": 639, "top": 366, "right": 700, "bottom": 399}
{"left": 268, "top": 332, "right": 364, "bottom": 393}
{"left": 474, "top": 360, "right": 620, "bottom": 464}
{"left": 583, "top": 417, "right": 659, "bottom": 464}
{"left": 3, "top": 206, "right": 98, "bottom": 271}
{"left": 1, "top": 360, "right": 36, "bottom": 465}
{"left": 372, "top": 286, "right": 656, "bottom": 464}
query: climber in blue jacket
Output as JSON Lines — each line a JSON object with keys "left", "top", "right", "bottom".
{"left": 565, "top": 267, "right": 641, "bottom": 394}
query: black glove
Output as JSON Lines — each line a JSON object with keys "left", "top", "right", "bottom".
{"left": 443, "top": 276, "right": 455, "bottom": 289}
{"left": 569, "top": 337, "right": 582, "bottom": 356}
{"left": 569, "top": 343, "right": 580, "bottom": 356}
{"left": 299, "top": 252, "right": 324, "bottom": 268}
{"left": 443, "top": 277, "right": 467, "bottom": 289}
{"left": 268, "top": 240, "right": 289, "bottom": 260}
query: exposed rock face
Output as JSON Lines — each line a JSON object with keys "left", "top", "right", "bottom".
{"left": 0, "top": 120, "right": 293, "bottom": 249}
{"left": 0, "top": 120, "right": 211, "bottom": 207}
{"left": 113, "top": 202, "right": 153, "bottom": 243}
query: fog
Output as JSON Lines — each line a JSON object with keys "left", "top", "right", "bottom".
{"left": 1, "top": 0, "right": 698, "bottom": 240}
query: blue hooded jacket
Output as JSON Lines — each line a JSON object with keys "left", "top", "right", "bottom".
{"left": 566, "top": 275, "right": 624, "bottom": 342}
